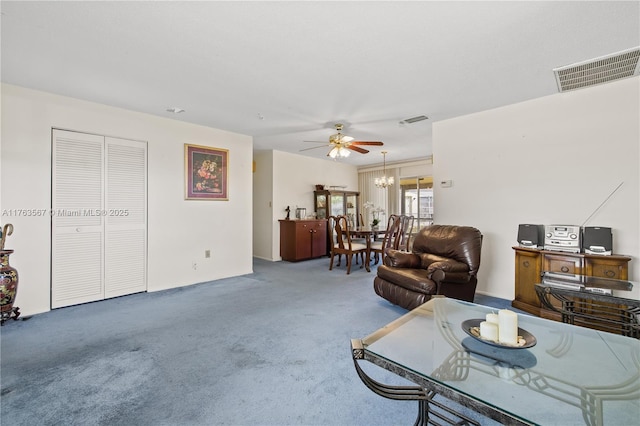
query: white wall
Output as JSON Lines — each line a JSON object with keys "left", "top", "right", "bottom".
{"left": 358, "top": 158, "right": 432, "bottom": 177}
{"left": 398, "top": 161, "right": 433, "bottom": 180}
{"left": 252, "top": 150, "right": 358, "bottom": 261}
{"left": 1, "top": 84, "right": 254, "bottom": 316}
{"left": 433, "top": 77, "right": 640, "bottom": 300}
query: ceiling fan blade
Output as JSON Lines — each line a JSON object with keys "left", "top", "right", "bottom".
{"left": 347, "top": 145, "right": 369, "bottom": 154}
{"left": 350, "top": 141, "right": 384, "bottom": 146}
{"left": 303, "top": 140, "right": 329, "bottom": 144}
{"left": 299, "top": 145, "right": 329, "bottom": 152}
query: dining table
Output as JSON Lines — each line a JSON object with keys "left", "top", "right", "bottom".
{"left": 348, "top": 226, "right": 384, "bottom": 272}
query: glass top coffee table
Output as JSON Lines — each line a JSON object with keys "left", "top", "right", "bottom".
{"left": 351, "top": 297, "right": 640, "bottom": 426}
{"left": 536, "top": 272, "right": 640, "bottom": 338}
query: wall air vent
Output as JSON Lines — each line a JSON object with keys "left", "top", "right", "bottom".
{"left": 553, "top": 47, "right": 640, "bottom": 92}
{"left": 402, "top": 115, "right": 429, "bottom": 124}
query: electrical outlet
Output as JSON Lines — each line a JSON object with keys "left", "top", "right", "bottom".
{"left": 192, "top": 262, "right": 198, "bottom": 270}
{"left": 205, "top": 250, "right": 211, "bottom": 258}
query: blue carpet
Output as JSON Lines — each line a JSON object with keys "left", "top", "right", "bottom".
{"left": 1, "top": 257, "right": 510, "bottom": 425}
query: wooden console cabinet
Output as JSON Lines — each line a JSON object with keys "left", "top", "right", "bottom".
{"left": 279, "top": 219, "right": 327, "bottom": 261}
{"left": 512, "top": 246, "right": 631, "bottom": 316}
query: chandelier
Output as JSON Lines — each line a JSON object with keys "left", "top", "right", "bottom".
{"left": 328, "top": 144, "right": 350, "bottom": 158}
{"left": 374, "top": 151, "right": 394, "bottom": 188}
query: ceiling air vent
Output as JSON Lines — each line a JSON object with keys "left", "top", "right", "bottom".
{"left": 553, "top": 47, "right": 640, "bottom": 92}
{"left": 401, "top": 115, "right": 429, "bottom": 124}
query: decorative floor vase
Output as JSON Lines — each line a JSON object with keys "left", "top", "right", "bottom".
{"left": 0, "top": 249, "right": 20, "bottom": 325}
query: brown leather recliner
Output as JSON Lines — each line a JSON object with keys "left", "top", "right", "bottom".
{"left": 373, "top": 225, "right": 483, "bottom": 310}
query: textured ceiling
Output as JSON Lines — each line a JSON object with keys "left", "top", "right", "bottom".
{"left": 2, "top": 1, "right": 639, "bottom": 166}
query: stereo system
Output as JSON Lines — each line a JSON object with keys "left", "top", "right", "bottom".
{"left": 582, "top": 226, "right": 613, "bottom": 255}
{"left": 517, "top": 224, "right": 545, "bottom": 249}
{"left": 517, "top": 224, "right": 613, "bottom": 255}
{"left": 544, "top": 225, "right": 581, "bottom": 253}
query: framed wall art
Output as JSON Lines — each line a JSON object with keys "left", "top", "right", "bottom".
{"left": 185, "top": 144, "right": 229, "bottom": 200}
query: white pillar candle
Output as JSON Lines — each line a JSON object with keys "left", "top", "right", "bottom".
{"left": 479, "top": 321, "right": 499, "bottom": 341}
{"left": 486, "top": 313, "right": 499, "bottom": 324}
{"left": 498, "top": 309, "right": 518, "bottom": 345}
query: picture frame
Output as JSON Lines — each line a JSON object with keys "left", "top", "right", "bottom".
{"left": 185, "top": 144, "right": 229, "bottom": 200}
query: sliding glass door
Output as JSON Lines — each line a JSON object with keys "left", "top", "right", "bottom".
{"left": 400, "top": 176, "right": 433, "bottom": 241}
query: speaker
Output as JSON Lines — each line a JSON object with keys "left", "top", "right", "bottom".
{"left": 582, "top": 227, "right": 612, "bottom": 255}
{"left": 517, "top": 224, "right": 544, "bottom": 248}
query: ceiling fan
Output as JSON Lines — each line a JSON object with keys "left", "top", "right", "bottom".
{"left": 300, "top": 123, "right": 383, "bottom": 158}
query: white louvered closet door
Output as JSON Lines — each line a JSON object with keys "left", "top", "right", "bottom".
{"left": 104, "top": 137, "right": 147, "bottom": 298}
{"left": 52, "top": 130, "right": 105, "bottom": 308}
{"left": 51, "top": 130, "right": 147, "bottom": 309}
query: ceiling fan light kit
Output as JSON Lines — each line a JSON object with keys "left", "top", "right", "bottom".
{"left": 329, "top": 146, "right": 350, "bottom": 158}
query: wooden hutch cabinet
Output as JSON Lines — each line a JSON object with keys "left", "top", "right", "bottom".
{"left": 313, "top": 190, "right": 360, "bottom": 224}
{"left": 512, "top": 246, "right": 631, "bottom": 316}
{"left": 279, "top": 219, "right": 327, "bottom": 261}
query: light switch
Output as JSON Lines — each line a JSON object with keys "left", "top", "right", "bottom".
{"left": 440, "top": 180, "right": 453, "bottom": 188}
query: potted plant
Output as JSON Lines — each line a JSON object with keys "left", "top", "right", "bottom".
{"left": 364, "top": 202, "right": 383, "bottom": 230}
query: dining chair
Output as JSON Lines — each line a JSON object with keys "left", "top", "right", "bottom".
{"left": 398, "top": 215, "right": 415, "bottom": 252}
{"left": 350, "top": 213, "right": 368, "bottom": 264}
{"left": 328, "top": 215, "right": 367, "bottom": 274}
{"left": 347, "top": 213, "right": 356, "bottom": 228}
{"left": 370, "top": 214, "right": 402, "bottom": 265}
